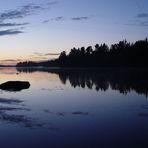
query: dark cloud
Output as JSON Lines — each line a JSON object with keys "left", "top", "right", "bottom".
{"left": 0, "top": 29, "right": 23, "bottom": 36}
{"left": 28, "top": 56, "right": 46, "bottom": 60}
{"left": 47, "top": 1, "right": 59, "bottom": 6}
{"left": 34, "top": 52, "right": 60, "bottom": 56}
{"left": 43, "top": 16, "right": 64, "bottom": 23}
{"left": 21, "top": 4, "right": 42, "bottom": 10}
{"left": 0, "top": 1, "right": 59, "bottom": 36}
{"left": 71, "top": 16, "right": 89, "bottom": 21}
{"left": 33, "top": 52, "right": 44, "bottom": 56}
{"left": 27, "top": 52, "right": 59, "bottom": 61}
{"left": 0, "top": 1, "right": 59, "bottom": 22}
{"left": 126, "top": 12, "right": 148, "bottom": 27}
{"left": 0, "top": 10, "right": 25, "bottom": 20}
{"left": 52, "top": 16, "right": 64, "bottom": 21}
{"left": 43, "top": 16, "right": 91, "bottom": 23}
{"left": 44, "top": 53, "right": 60, "bottom": 56}
{"left": 0, "top": 4, "right": 44, "bottom": 22}
{"left": 43, "top": 20, "right": 50, "bottom": 23}
{"left": 137, "top": 13, "right": 148, "bottom": 18}
{"left": 0, "top": 22, "right": 29, "bottom": 27}
{"left": 139, "top": 21, "right": 148, "bottom": 26}
{"left": 126, "top": 20, "right": 148, "bottom": 27}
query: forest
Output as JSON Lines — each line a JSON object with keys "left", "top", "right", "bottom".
{"left": 16, "top": 38, "right": 148, "bottom": 67}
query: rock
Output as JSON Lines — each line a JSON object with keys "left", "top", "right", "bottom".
{"left": 0, "top": 81, "right": 30, "bottom": 91}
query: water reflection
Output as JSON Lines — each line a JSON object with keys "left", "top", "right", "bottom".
{"left": 0, "top": 98, "right": 23, "bottom": 105}
{"left": 43, "top": 109, "right": 90, "bottom": 117}
{"left": 0, "top": 97, "right": 58, "bottom": 130}
{"left": 0, "top": 68, "right": 148, "bottom": 148}
{"left": 17, "top": 68, "right": 148, "bottom": 97}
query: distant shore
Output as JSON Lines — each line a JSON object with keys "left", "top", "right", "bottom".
{"left": 16, "top": 38, "right": 148, "bottom": 68}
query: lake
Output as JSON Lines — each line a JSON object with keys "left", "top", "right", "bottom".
{"left": 0, "top": 67, "right": 148, "bottom": 148}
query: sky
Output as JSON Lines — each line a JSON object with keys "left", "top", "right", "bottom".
{"left": 0, "top": 0, "right": 148, "bottom": 65}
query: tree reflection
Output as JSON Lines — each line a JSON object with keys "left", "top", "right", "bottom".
{"left": 17, "top": 68, "right": 148, "bottom": 97}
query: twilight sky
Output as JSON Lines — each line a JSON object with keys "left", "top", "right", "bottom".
{"left": 0, "top": 0, "right": 148, "bottom": 65}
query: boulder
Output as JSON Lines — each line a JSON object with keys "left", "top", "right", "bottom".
{"left": 0, "top": 81, "right": 30, "bottom": 91}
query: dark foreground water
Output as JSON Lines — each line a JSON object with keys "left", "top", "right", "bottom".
{"left": 0, "top": 67, "right": 148, "bottom": 148}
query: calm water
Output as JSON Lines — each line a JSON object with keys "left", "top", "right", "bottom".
{"left": 0, "top": 68, "right": 148, "bottom": 148}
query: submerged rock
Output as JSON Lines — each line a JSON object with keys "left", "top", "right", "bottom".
{"left": 0, "top": 81, "right": 30, "bottom": 91}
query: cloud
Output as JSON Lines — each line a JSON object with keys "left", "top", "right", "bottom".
{"left": 127, "top": 23, "right": 148, "bottom": 27}
{"left": 0, "top": 59, "right": 22, "bottom": 65}
{"left": 43, "top": 16, "right": 91, "bottom": 23}
{"left": 47, "top": 1, "right": 59, "bottom": 6}
{"left": 43, "top": 16, "right": 64, "bottom": 23}
{"left": 51, "top": 16, "right": 64, "bottom": 21}
{"left": 0, "top": 22, "right": 29, "bottom": 27}
{"left": 0, "top": 4, "right": 44, "bottom": 22}
{"left": 0, "top": 29, "right": 23, "bottom": 36}
{"left": 31, "top": 52, "right": 60, "bottom": 60}
{"left": 0, "top": 1, "right": 59, "bottom": 22}
{"left": 71, "top": 16, "right": 89, "bottom": 21}
{"left": 126, "top": 20, "right": 148, "bottom": 27}
{"left": 0, "top": 1, "right": 59, "bottom": 36}
{"left": 34, "top": 52, "right": 60, "bottom": 56}
{"left": 44, "top": 53, "right": 60, "bottom": 56}
{"left": 137, "top": 13, "right": 148, "bottom": 18}
{"left": 27, "top": 52, "right": 60, "bottom": 61}
{"left": 0, "top": 59, "right": 21, "bottom": 62}
{"left": 0, "top": 10, "right": 25, "bottom": 21}
{"left": 137, "top": 21, "right": 148, "bottom": 26}
{"left": 126, "top": 12, "right": 148, "bottom": 27}
{"left": 43, "top": 20, "right": 50, "bottom": 23}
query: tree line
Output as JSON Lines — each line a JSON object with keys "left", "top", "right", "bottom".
{"left": 16, "top": 38, "right": 148, "bottom": 67}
